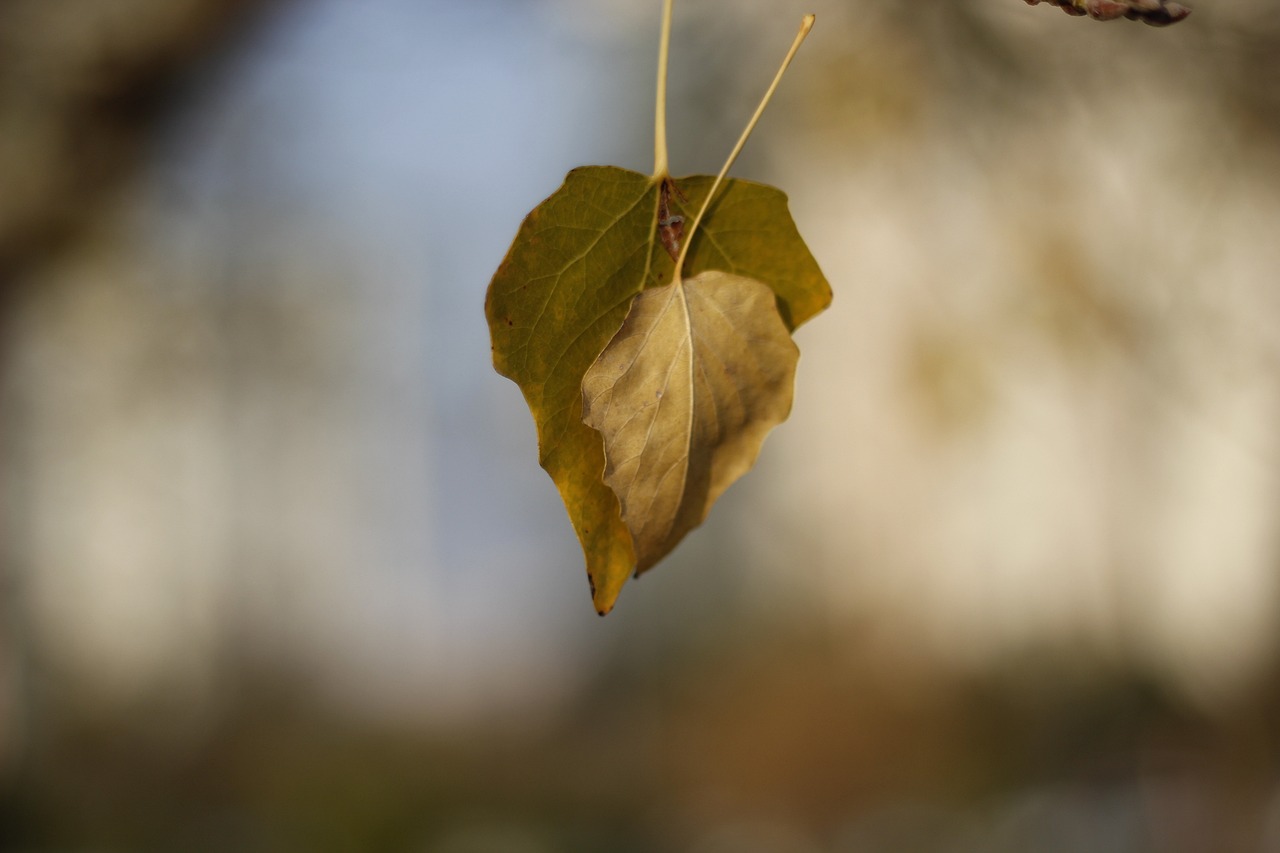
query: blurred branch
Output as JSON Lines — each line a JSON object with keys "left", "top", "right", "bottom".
{"left": 0, "top": 0, "right": 272, "bottom": 287}
{"left": 1023, "top": 0, "right": 1191, "bottom": 25}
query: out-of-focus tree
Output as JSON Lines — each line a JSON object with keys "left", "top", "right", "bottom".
{"left": 0, "top": 0, "right": 268, "bottom": 284}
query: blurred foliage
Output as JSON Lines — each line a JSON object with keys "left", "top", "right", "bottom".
{"left": 0, "top": 0, "right": 269, "bottom": 284}
{"left": 3, "top": 626, "right": 1280, "bottom": 850}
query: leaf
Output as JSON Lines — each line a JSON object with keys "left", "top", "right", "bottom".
{"left": 485, "top": 165, "right": 828, "bottom": 613}
{"left": 581, "top": 270, "right": 799, "bottom": 572}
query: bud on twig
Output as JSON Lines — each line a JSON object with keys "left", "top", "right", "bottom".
{"left": 1023, "top": 0, "right": 1191, "bottom": 25}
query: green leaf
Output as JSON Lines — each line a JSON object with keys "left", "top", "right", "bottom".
{"left": 581, "top": 269, "right": 799, "bottom": 573}
{"left": 485, "top": 165, "right": 828, "bottom": 613}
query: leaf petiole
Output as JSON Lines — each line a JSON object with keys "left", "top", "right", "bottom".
{"left": 675, "top": 14, "right": 815, "bottom": 276}
{"left": 654, "top": 0, "right": 675, "bottom": 179}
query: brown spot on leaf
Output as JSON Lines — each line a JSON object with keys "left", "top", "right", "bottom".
{"left": 658, "top": 177, "right": 687, "bottom": 262}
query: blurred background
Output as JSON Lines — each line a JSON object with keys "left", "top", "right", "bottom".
{"left": 3, "top": 0, "right": 1280, "bottom": 849}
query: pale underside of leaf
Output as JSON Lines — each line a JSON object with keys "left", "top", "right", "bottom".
{"left": 581, "top": 270, "right": 799, "bottom": 572}
{"left": 485, "top": 165, "right": 828, "bottom": 613}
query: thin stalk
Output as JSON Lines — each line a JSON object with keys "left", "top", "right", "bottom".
{"left": 654, "top": 0, "right": 675, "bottom": 178}
{"left": 675, "top": 14, "right": 814, "bottom": 276}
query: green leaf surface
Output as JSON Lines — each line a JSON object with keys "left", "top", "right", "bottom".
{"left": 485, "top": 164, "right": 829, "bottom": 613}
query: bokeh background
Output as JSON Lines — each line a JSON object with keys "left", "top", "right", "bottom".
{"left": 3, "top": 0, "right": 1280, "bottom": 849}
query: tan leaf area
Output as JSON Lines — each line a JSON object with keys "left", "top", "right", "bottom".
{"left": 581, "top": 270, "right": 798, "bottom": 572}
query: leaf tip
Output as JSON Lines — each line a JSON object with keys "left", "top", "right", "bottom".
{"left": 592, "top": 590, "right": 616, "bottom": 616}
{"left": 585, "top": 566, "right": 611, "bottom": 616}
{"left": 591, "top": 574, "right": 626, "bottom": 616}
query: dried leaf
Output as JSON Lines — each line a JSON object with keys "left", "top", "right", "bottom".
{"left": 581, "top": 270, "right": 798, "bottom": 572}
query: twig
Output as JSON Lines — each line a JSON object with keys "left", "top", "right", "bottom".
{"left": 1024, "top": 0, "right": 1191, "bottom": 26}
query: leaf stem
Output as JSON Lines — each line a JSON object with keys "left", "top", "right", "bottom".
{"left": 654, "top": 0, "right": 674, "bottom": 178}
{"left": 675, "top": 13, "right": 814, "bottom": 276}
